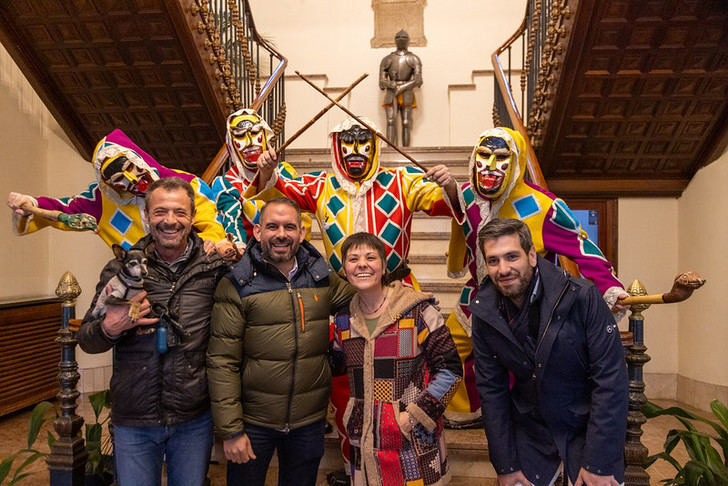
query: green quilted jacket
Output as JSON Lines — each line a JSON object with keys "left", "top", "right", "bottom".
{"left": 207, "top": 239, "right": 354, "bottom": 439}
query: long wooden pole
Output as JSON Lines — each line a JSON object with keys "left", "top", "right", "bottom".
{"left": 295, "top": 71, "right": 427, "bottom": 172}
{"left": 277, "top": 73, "right": 368, "bottom": 154}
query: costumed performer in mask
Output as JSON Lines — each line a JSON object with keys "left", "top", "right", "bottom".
{"left": 8, "top": 129, "right": 227, "bottom": 254}
{"left": 210, "top": 108, "right": 311, "bottom": 249}
{"left": 443, "top": 126, "right": 628, "bottom": 428}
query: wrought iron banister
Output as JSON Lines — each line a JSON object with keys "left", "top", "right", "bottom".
{"left": 492, "top": 0, "right": 577, "bottom": 277}
{"left": 192, "top": 0, "right": 288, "bottom": 185}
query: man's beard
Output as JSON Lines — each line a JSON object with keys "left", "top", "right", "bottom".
{"left": 494, "top": 266, "right": 533, "bottom": 302}
{"left": 261, "top": 236, "right": 299, "bottom": 263}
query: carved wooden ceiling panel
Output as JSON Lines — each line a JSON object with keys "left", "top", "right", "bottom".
{"left": 0, "top": 0, "right": 225, "bottom": 175}
{"left": 539, "top": 0, "right": 728, "bottom": 196}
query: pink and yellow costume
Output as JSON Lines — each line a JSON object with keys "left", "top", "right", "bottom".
{"left": 444, "top": 127, "right": 624, "bottom": 425}
{"left": 13, "top": 129, "right": 224, "bottom": 249}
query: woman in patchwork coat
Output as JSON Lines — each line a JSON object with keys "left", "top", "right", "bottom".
{"left": 332, "top": 233, "right": 463, "bottom": 486}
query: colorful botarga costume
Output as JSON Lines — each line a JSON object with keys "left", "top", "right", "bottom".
{"left": 248, "top": 117, "right": 460, "bottom": 286}
{"left": 211, "top": 109, "right": 310, "bottom": 245}
{"left": 13, "top": 129, "right": 225, "bottom": 249}
{"left": 444, "top": 127, "right": 624, "bottom": 426}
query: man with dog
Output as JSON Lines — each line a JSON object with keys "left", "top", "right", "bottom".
{"left": 78, "top": 177, "right": 229, "bottom": 486}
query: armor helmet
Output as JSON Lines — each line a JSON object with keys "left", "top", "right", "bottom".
{"left": 395, "top": 30, "right": 410, "bottom": 50}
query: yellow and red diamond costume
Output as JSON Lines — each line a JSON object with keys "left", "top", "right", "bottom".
{"left": 247, "top": 117, "right": 461, "bottom": 287}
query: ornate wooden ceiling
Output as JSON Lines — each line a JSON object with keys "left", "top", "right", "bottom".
{"left": 1, "top": 0, "right": 727, "bottom": 193}
{"left": 0, "top": 0, "right": 227, "bottom": 175}
{"left": 538, "top": 0, "right": 728, "bottom": 196}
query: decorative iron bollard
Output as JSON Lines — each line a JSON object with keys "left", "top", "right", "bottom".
{"left": 47, "top": 271, "right": 88, "bottom": 485}
{"left": 623, "top": 279, "right": 651, "bottom": 486}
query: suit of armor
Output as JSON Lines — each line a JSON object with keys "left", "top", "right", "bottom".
{"left": 379, "top": 30, "right": 422, "bottom": 146}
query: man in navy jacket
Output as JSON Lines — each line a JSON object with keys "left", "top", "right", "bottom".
{"left": 470, "top": 218, "right": 628, "bottom": 486}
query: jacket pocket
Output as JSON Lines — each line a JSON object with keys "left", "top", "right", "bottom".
{"left": 343, "top": 398, "right": 363, "bottom": 446}
{"left": 566, "top": 401, "right": 590, "bottom": 430}
{"left": 376, "top": 401, "right": 403, "bottom": 451}
{"left": 171, "top": 350, "right": 208, "bottom": 413}
{"left": 110, "top": 351, "right": 156, "bottom": 417}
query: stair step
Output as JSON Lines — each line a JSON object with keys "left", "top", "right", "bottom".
{"left": 408, "top": 254, "right": 447, "bottom": 264}
{"left": 284, "top": 146, "right": 472, "bottom": 162}
{"left": 282, "top": 146, "right": 472, "bottom": 180}
{"left": 311, "top": 231, "right": 452, "bottom": 241}
{"left": 419, "top": 280, "right": 467, "bottom": 293}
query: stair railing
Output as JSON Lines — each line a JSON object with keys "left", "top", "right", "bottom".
{"left": 192, "top": 0, "right": 288, "bottom": 184}
{"left": 492, "top": 0, "right": 577, "bottom": 276}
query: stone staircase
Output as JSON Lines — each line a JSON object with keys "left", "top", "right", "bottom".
{"left": 281, "top": 146, "right": 496, "bottom": 483}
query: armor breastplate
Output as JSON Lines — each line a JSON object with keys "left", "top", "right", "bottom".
{"left": 386, "top": 54, "right": 415, "bottom": 83}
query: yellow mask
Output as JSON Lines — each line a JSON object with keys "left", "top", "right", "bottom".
{"left": 337, "top": 125, "right": 376, "bottom": 181}
{"left": 229, "top": 113, "right": 269, "bottom": 170}
{"left": 473, "top": 135, "right": 514, "bottom": 200}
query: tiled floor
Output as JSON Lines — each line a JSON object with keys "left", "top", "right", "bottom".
{"left": 0, "top": 397, "right": 710, "bottom": 485}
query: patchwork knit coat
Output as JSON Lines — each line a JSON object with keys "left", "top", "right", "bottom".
{"left": 332, "top": 283, "right": 463, "bottom": 486}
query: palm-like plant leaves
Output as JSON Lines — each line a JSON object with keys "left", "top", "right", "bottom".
{"left": 0, "top": 401, "right": 56, "bottom": 485}
{"left": 644, "top": 400, "right": 728, "bottom": 485}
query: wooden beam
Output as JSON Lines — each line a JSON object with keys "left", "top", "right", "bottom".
{"left": 548, "top": 178, "right": 689, "bottom": 197}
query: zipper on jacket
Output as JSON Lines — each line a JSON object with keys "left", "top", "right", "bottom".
{"left": 297, "top": 291, "right": 305, "bottom": 332}
{"left": 285, "top": 282, "right": 299, "bottom": 430}
{"left": 535, "top": 280, "right": 570, "bottom": 355}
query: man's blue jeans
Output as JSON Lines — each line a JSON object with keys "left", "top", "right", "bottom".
{"left": 113, "top": 411, "right": 213, "bottom": 486}
{"left": 226, "top": 419, "right": 326, "bottom": 486}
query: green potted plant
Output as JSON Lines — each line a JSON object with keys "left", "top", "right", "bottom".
{"left": 644, "top": 399, "right": 728, "bottom": 485}
{"left": 0, "top": 391, "right": 114, "bottom": 486}
{"left": 83, "top": 390, "right": 114, "bottom": 486}
{"left": 0, "top": 401, "right": 56, "bottom": 485}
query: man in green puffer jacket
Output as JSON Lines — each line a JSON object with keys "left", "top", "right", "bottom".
{"left": 207, "top": 197, "right": 355, "bottom": 486}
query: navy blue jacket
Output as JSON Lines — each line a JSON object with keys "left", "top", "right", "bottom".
{"left": 470, "top": 256, "right": 628, "bottom": 484}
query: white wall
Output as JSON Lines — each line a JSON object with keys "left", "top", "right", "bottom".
{"left": 248, "top": 0, "right": 527, "bottom": 148}
{"left": 677, "top": 150, "right": 728, "bottom": 388}
{"left": 0, "top": 43, "right": 112, "bottom": 374}
{"left": 618, "top": 198, "right": 680, "bottom": 381}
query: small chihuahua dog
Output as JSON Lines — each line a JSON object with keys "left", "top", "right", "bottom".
{"left": 91, "top": 244, "right": 148, "bottom": 320}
